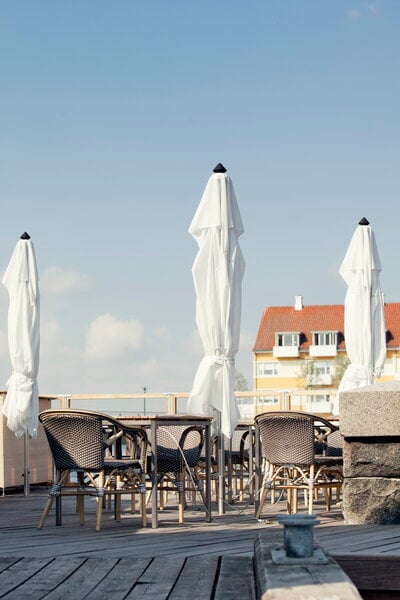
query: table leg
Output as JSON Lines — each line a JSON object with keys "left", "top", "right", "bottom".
{"left": 205, "top": 422, "right": 212, "bottom": 522}
{"left": 151, "top": 420, "right": 158, "bottom": 529}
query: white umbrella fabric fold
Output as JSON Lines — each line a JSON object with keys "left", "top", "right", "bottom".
{"left": 334, "top": 219, "right": 386, "bottom": 414}
{"left": 187, "top": 167, "right": 245, "bottom": 439}
{"left": 2, "top": 234, "right": 40, "bottom": 438}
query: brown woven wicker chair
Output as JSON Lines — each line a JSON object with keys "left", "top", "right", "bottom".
{"left": 37, "top": 409, "right": 148, "bottom": 531}
{"left": 255, "top": 411, "right": 343, "bottom": 517}
{"left": 225, "top": 427, "right": 255, "bottom": 502}
{"left": 148, "top": 425, "right": 205, "bottom": 523}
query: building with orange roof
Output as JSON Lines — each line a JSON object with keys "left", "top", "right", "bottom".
{"left": 252, "top": 296, "right": 400, "bottom": 414}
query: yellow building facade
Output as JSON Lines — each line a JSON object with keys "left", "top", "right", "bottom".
{"left": 252, "top": 297, "right": 400, "bottom": 414}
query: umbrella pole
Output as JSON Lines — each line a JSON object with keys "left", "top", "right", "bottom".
{"left": 23, "top": 432, "right": 30, "bottom": 497}
{"left": 216, "top": 411, "right": 225, "bottom": 515}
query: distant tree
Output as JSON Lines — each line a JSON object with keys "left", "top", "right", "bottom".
{"left": 332, "top": 355, "right": 350, "bottom": 387}
{"left": 300, "top": 358, "right": 317, "bottom": 389}
{"left": 235, "top": 370, "right": 249, "bottom": 391}
{"left": 299, "top": 355, "right": 350, "bottom": 389}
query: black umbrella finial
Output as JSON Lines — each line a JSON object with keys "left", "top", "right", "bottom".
{"left": 213, "top": 163, "right": 227, "bottom": 173}
{"left": 20, "top": 232, "right": 31, "bottom": 240}
{"left": 359, "top": 217, "right": 370, "bottom": 226}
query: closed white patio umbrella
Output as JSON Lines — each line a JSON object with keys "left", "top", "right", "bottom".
{"left": 334, "top": 218, "right": 386, "bottom": 414}
{"left": 2, "top": 232, "right": 40, "bottom": 493}
{"left": 187, "top": 164, "right": 245, "bottom": 512}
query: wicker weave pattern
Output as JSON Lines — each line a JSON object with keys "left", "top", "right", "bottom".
{"left": 40, "top": 412, "right": 105, "bottom": 471}
{"left": 256, "top": 413, "right": 315, "bottom": 466}
{"left": 155, "top": 425, "right": 203, "bottom": 474}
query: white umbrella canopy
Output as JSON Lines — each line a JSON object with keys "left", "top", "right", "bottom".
{"left": 334, "top": 218, "right": 386, "bottom": 414}
{"left": 2, "top": 233, "right": 40, "bottom": 438}
{"left": 187, "top": 164, "right": 245, "bottom": 439}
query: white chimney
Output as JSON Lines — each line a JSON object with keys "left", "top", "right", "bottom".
{"left": 295, "top": 295, "right": 303, "bottom": 311}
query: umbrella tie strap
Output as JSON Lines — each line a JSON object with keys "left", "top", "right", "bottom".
{"left": 207, "top": 354, "right": 234, "bottom": 367}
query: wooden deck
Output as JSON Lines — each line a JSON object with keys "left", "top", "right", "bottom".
{"left": 1, "top": 489, "right": 400, "bottom": 598}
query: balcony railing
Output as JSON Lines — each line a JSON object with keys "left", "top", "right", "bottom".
{"left": 309, "top": 344, "right": 338, "bottom": 357}
{"left": 272, "top": 345, "right": 299, "bottom": 358}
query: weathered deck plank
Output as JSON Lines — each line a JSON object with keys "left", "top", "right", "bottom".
{"left": 0, "top": 557, "right": 54, "bottom": 597}
{"left": 214, "top": 556, "right": 256, "bottom": 600}
{"left": 84, "top": 558, "right": 152, "bottom": 600}
{"left": 1, "top": 491, "right": 400, "bottom": 598}
{"left": 125, "top": 556, "right": 185, "bottom": 599}
{"left": 43, "top": 558, "right": 120, "bottom": 600}
{"left": 167, "top": 555, "right": 218, "bottom": 600}
{"left": 2, "top": 557, "right": 87, "bottom": 600}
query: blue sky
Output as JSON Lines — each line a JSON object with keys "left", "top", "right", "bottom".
{"left": 0, "top": 1, "right": 399, "bottom": 402}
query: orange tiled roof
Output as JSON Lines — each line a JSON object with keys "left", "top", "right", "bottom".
{"left": 253, "top": 302, "right": 400, "bottom": 352}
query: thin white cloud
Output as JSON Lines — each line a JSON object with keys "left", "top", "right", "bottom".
{"left": 239, "top": 332, "right": 254, "bottom": 354}
{"left": 41, "top": 266, "right": 89, "bottom": 296}
{"left": 346, "top": 4, "right": 379, "bottom": 20}
{"left": 84, "top": 313, "right": 144, "bottom": 362}
{"left": 154, "top": 326, "right": 170, "bottom": 340}
{"left": 346, "top": 8, "right": 361, "bottom": 20}
{"left": 183, "top": 329, "right": 203, "bottom": 355}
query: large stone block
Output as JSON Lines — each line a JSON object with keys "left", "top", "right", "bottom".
{"left": 340, "top": 381, "right": 400, "bottom": 437}
{"left": 343, "top": 478, "right": 400, "bottom": 525}
{"left": 344, "top": 438, "right": 400, "bottom": 478}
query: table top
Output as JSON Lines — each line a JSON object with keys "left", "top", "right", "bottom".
{"left": 118, "top": 414, "right": 213, "bottom": 424}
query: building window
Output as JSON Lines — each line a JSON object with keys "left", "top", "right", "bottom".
{"left": 311, "top": 394, "right": 331, "bottom": 403}
{"left": 257, "top": 362, "right": 279, "bottom": 377}
{"left": 312, "top": 331, "right": 337, "bottom": 346}
{"left": 276, "top": 332, "right": 299, "bottom": 347}
{"left": 315, "top": 363, "right": 330, "bottom": 375}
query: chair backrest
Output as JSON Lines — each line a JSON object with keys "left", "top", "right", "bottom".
{"left": 326, "top": 428, "right": 344, "bottom": 457}
{"left": 39, "top": 410, "right": 105, "bottom": 471}
{"left": 255, "top": 412, "right": 315, "bottom": 466}
{"left": 156, "top": 425, "right": 204, "bottom": 473}
{"left": 224, "top": 428, "right": 254, "bottom": 465}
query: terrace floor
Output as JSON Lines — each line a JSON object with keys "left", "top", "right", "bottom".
{"left": 1, "top": 489, "right": 400, "bottom": 598}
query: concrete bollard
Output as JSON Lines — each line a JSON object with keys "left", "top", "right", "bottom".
{"left": 278, "top": 514, "right": 319, "bottom": 558}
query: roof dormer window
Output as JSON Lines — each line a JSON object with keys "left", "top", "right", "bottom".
{"left": 309, "top": 331, "right": 338, "bottom": 357}
{"left": 312, "top": 331, "right": 338, "bottom": 346}
{"left": 276, "top": 332, "right": 299, "bottom": 347}
{"left": 273, "top": 332, "right": 300, "bottom": 357}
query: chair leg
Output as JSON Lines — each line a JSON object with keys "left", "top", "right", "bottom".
{"left": 239, "top": 463, "right": 244, "bottom": 502}
{"left": 256, "top": 475, "right": 269, "bottom": 519}
{"left": 287, "top": 487, "right": 293, "bottom": 514}
{"left": 140, "top": 474, "right": 147, "bottom": 527}
{"left": 77, "top": 494, "right": 85, "bottom": 525}
{"left": 37, "top": 470, "right": 70, "bottom": 529}
{"left": 95, "top": 472, "right": 105, "bottom": 532}
{"left": 308, "top": 465, "right": 314, "bottom": 515}
{"left": 178, "top": 471, "right": 185, "bottom": 524}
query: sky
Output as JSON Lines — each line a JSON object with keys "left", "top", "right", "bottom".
{"left": 0, "top": 1, "right": 399, "bottom": 407}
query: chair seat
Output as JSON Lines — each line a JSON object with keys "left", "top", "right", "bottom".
{"left": 314, "top": 456, "right": 343, "bottom": 467}
{"left": 104, "top": 459, "right": 142, "bottom": 471}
